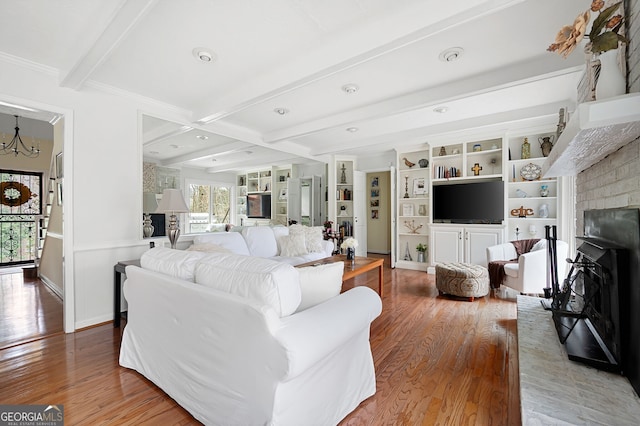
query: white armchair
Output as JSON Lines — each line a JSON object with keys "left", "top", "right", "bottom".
{"left": 486, "top": 240, "right": 569, "bottom": 294}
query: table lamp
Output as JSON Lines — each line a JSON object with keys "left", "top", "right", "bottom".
{"left": 156, "top": 188, "right": 189, "bottom": 249}
{"left": 142, "top": 192, "right": 158, "bottom": 238}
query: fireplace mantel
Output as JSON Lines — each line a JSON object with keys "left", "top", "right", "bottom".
{"left": 543, "top": 93, "right": 640, "bottom": 177}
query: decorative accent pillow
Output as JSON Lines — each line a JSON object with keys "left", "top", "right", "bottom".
{"left": 295, "top": 261, "right": 344, "bottom": 312}
{"left": 186, "top": 243, "right": 232, "bottom": 253}
{"left": 304, "top": 226, "right": 325, "bottom": 253}
{"left": 278, "top": 234, "right": 308, "bottom": 257}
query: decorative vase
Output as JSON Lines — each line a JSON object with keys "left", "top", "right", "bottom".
{"left": 540, "top": 185, "right": 549, "bottom": 197}
{"left": 418, "top": 204, "right": 427, "bottom": 216}
{"left": 538, "top": 203, "right": 549, "bottom": 218}
{"left": 521, "top": 137, "right": 530, "bottom": 160}
{"left": 346, "top": 247, "right": 355, "bottom": 261}
{"left": 142, "top": 214, "right": 154, "bottom": 238}
{"left": 595, "top": 49, "right": 626, "bottom": 100}
{"left": 417, "top": 251, "right": 425, "bottom": 263}
{"left": 538, "top": 136, "right": 555, "bottom": 157}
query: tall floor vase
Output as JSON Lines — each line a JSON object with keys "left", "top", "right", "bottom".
{"left": 595, "top": 49, "right": 626, "bottom": 100}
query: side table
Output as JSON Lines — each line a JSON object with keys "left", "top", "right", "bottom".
{"left": 114, "top": 259, "right": 140, "bottom": 327}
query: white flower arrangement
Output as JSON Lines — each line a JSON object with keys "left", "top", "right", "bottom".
{"left": 340, "top": 237, "right": 358, "bottom": 250}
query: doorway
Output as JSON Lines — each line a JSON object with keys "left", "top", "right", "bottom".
{"left": 366, "top": 171, "right": 391, "bottom": 254}
{"left": 0, "top": 107, "right": 68, "bottom": 341}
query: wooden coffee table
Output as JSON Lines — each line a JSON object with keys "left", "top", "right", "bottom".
{"left": 296, "top": 255, "right": 384, "bottom": 297}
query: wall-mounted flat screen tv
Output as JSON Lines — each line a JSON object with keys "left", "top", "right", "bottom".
{"left": 433, "top": 180, "right": 504, "bottom": 224}
{"left": 247, "top": 193, "right": 271, "bottom": 218}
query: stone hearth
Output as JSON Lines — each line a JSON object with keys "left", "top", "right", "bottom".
{"left": 517, "top": 295, "right": 640, "bottom": 425}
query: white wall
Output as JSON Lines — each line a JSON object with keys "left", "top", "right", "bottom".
{"left": 0, "top": 58, "right": 194, "bottom": 329}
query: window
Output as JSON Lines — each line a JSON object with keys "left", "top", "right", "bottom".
{"left": 1, "top": 170, "right": 42, "bottom": 265}
{"left": 186, "top": 181, "right": 231, "bottom": 233}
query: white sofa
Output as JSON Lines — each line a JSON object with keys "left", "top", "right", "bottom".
{"left": 486, "top": 239, "right": 569, "bottom": 294}
{"left": 190, "top": 225, "right": 334, "bottom": 266}
{"left": 119, "top": 247, "right": 382, "bottom": 425}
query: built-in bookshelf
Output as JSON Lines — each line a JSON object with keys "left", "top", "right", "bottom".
{"left": 396, "top": 148, "right": 430, "bottom": 271}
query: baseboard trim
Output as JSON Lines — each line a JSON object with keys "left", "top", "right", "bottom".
{"left": 39, "top": 274, "right": 63, "bottom": 300}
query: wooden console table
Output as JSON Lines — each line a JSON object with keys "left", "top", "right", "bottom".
{"left": 296, "top": 255, "right": 384, "bottom": 297}
{"left": 113, "top": 259, "right": 140, "bottom": 327}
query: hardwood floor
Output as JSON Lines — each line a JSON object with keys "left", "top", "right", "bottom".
{"left": 0, "top": 267, "right": 63, "bottom": 350}
{"left": 0, "top": 256, "right": 520, "bottom": 425}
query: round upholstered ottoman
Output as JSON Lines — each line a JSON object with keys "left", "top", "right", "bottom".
{"left": 435, "top": 262, "right": 489, "bottom": 302}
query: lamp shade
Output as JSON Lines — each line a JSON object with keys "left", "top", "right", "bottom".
{"left": 143, "top": 192, "right": 158, "bottom": 213}
{"left": 156, "top": 189, "right": 189, "bottom": 213}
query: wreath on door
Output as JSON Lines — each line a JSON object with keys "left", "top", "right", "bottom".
{"left": 0, "top": 181, "right": 33, "bottom": 207}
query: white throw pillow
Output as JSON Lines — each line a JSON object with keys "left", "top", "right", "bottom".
{"left": 241, "top": 226, "right": 278, "bottom": 257}
{"left": 304, "top": 226, "right": 325, "bottom": 253}
{"left": 186, "top": 243, "right": 232, "bottom": 253}
{"left": 295, "top": 261, "right": 344, "bottom": 312}
{"left": 279, "top": 234, "right": 308, "bottom": 257}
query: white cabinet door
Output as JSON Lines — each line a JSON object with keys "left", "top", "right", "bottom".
{"left": 465, "top": 227, "right": 502, "bottom": 267}
{"left": 432, "top": 225, "right": 502, "bottom": 266}
{"left": 432, "top": 226, "right": 463, "bottom": 264}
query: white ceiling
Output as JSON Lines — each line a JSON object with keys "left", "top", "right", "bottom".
{"left": 0, "top": 0, "right": 588, "bottom": 173}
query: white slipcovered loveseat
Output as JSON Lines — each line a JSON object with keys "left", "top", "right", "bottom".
{"left": 190, "top": 224, "right": 334, "bottom": 266}
{"left": 119, "top": 247, "right": 382, "bottom": 425}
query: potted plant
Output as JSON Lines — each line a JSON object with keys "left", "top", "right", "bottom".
{"left": 416, "top": 243, "right": 427, "bottom": 263}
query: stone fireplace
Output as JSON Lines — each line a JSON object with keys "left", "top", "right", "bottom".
{"left": 575, "top": 143, "right": 640, "bottom": 396}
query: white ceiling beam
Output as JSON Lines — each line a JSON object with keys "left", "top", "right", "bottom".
{"left": 312, "top": 101, "right": 571, "bottom": 156}
{"left": 191, "top": 0, "right": 524, "bottom": 125}
{"left": 263, "top": 55, "right": 584, "bottom": 144}
{"left": 59, "top": 0, "right": 159, "bottom": 90}
{"left": 143, "top": 124, "right": 193, "bottom": 146}
{"left": 159, "top": 142, "right": 251, "bottom": 167}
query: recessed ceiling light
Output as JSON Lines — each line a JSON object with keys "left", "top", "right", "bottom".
{"left": 169, "top": 144, "right": 181, "bottom": 149}
{"left": 342, "top": 84, "right": 359, "bottom": 94}
{"left": 192, "top": 47, "right": 216, "bottom": 63}
{"left": 149, "top": 150, "right": 159, "bottom": 154}
{"left": 196, "top": 135, "right": 208, "bottom": 140}
{"left": 346, "top": 127, "right": 359, "bottom": 133}
{"left": 273, "top": 108, "right": 289, "bottom": 115}
{"left": 438, "top": 47, "right": 464, "bottom": 62}
{"left": 245, "top": 151, "right": 253, "bottom": 155}
{"left": 433, "top": 106, "right": 449, "bottom": 113}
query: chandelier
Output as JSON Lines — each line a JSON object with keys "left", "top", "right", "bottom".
{"left": 1, "top": 115, "right": 40, "bottom": 158}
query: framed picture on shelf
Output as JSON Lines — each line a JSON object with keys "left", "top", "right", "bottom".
{"left": 278, "top": 188, "right": 287, "bottom": 201}
{"left": 413, "top": 177, "right": 427, "bottom": 195}
{"left": 370, "top": 199, "right": 379, "bottom": 207}
{"left": 371, "top": 209, "right": 379, "bottom": 219}
{"left": 371, "top": 189, "right": 379, "bottom": 197}
{"left": 371, "top": 176, "right": 379, "bottom": 187}
{"left": 402, "top": 203, "right": 414, "bottom": 217}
